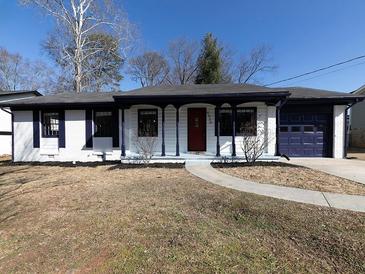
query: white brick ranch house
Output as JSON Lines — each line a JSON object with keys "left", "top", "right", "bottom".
{"left": 0, "top": 84, "right": 363, "bottom": 162}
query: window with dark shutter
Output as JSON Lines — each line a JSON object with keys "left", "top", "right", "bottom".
{"left": 138, "top": 109, "right": 158, "bottom": 137}
{"left": 42, "top": 112, "right": 59, "bottom": 138}
{"left": 94, "top": 111, "right": 112, "bottom": 137}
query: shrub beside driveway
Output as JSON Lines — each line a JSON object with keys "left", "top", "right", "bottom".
{"left": 0, "top": 160, "right": 364, "bottom": 273}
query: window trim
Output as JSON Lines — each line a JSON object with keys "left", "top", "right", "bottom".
{"left": 41, "top": 110, "right": 60, "bottom": 138}
{"left": 93, "top": 109, "right": 113, "bottom": 138}
{"left": 138, "top": 108, "right": 158, "bottom": 137}
{"left": 215, "top": 107, "right": 257, "bottom": 136}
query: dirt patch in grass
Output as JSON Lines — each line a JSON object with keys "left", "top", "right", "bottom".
{"left": 0, "top": 160, "right": 364, "bottom": 273}
{"left": 214, "top": 162, "right": 365, "bottom": 195}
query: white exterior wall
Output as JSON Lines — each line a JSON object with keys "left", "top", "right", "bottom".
{"left": 13, "top": 110, "right": 122, "bottom": 162}
{"left": 0, "top": 108, "right": 12, "bottom": 155}
{"left": 267, "top": 106, "right": 277, "bottom": 155}
{"left": 13, "top": 103, "right": 276, "bottom": 162}
{"left": 333, "top": 105, "right": 346, "bottom": 159}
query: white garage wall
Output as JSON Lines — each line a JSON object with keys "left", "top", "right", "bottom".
{"left": 333, "top": 105, "right": 346, "bottom": 159}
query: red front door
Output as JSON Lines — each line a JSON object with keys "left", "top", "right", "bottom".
{"left": 188, "top": 108, "right": 206, "bottom": 151}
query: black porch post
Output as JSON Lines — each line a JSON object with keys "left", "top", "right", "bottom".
{"left": 161, "top": 106, "right": 166, "bottom": 156}
{"left": 175, "top": 105, "right": 180, "bottom": 156}
{"left": 216, "top": 105, "right": 221, "bottom": 157}
{"left": 232, "top": 104, "right": 236, "bottom": 157}
{"left": 121, "top": 108, "right": 126, "bottom": 157}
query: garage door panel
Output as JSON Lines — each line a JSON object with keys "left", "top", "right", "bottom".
{"left": 279, "top": 136, "right": 289, "bottom": 145}
{"left": 279, "top": 111, "right": 331, "bottom": 157}
{"left": 302, "top": 136, "right": 314, "bottom": 144}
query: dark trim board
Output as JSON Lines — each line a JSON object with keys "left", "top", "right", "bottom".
{"left": 0, "top": 131, "right": 11, "bottom": 135}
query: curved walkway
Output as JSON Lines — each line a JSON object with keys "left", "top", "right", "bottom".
{"left": 185, "top": 160, "right": 365, "bottom": 213}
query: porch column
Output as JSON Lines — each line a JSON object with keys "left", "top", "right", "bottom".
{"left": 215, "top": 105, "right": 221, "bottom": 157}
{"left": 161, "top": 106, "right": 166, "bottom": 156}
{"left": 121, "top": 108, "right": 126, "bottom": 157}
{"left": 175, "top": 105, "right": 180, "bottom": 156}
{"left": 231, "top": 104, "right": 236, "bottom": 157}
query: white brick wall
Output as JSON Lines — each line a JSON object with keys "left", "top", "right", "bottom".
{"left": 12, "top": 103, "right": 276, "bottom": 162}
{"left": 333, "top": 105, "right": 346, "bottom": 159}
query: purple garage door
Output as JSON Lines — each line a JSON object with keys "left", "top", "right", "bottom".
{"left": 279, "top": 113, "right": 331, "bottom": 157}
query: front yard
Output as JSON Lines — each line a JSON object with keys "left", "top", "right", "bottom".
{"left": 215, "top": 162, "right": 365, "bottom": 195}
{"left": 0, "top": 160, "right": 364, "bottom": 273}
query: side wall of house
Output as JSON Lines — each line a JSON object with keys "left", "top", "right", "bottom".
{"left": 0, "top": 108, "right": 12, "bottom": 155}
{"left": 350, "top": 100, "right": 365, "bottom": 148}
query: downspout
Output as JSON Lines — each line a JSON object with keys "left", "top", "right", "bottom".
{"left": 275, "top": 98, "right": 288, "bottom": 156}
{"left": 1, "top": 107, "right": 14, "bottom": 162}
{"left": 344, "top": 98, "right": 362, "bottom": 158}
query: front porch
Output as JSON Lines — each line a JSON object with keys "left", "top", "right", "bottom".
{"left": 115, "top": 91, "right": 288, "bottom": 160}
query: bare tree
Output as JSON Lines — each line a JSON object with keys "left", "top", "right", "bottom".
{"left": 237, "top": 45, "right": 277, "bottom": 84}
{"left": 240, "top": 127, "right": 272, "bottom": 164}
{"left": 165, "top": 38, "right": 199, "bottom": 85}
{"left": 127, "top": 51, "right": 169, "bottom": 87}
{"left": 0, "top": 47, "right": 56, "bottom": 93}
{"left": 21, "top": 0, "right": 135, "bottom": 93}
{"left": 0, "top": 48, "right": 23, "bottom": 91}
{"left": 220, "top": 45, "right": 234, "bottom": 83}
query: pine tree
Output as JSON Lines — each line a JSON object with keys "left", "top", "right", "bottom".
{"left": 195, "top": 33, "right": 222, "bottom": 84}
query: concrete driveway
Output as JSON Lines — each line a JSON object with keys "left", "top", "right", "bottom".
{"left": 282, "top": 158, "right": 365, "bottom": 185}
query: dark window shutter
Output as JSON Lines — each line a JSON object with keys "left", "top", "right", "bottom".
{"left": 112, "top": 109, "right": 119, "bottom": 148}
{"left": 33, "top": 110, "right": 40, "bottom": 148}
{"left": 59, "top": 110, "right": 65, "bottom": 148}
{"left": 85, "top": 109, "right": 93, "bottom": 148}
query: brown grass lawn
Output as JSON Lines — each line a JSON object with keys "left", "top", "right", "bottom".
{"left": 215, "top": 162, "right": 365, "bottom": 195}
{"left": 0, "top": 160, "right": 364, "bottom": 273}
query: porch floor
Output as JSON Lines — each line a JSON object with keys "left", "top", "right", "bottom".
{"left": 121, "top": 152, "right": 279, "bottom": 163}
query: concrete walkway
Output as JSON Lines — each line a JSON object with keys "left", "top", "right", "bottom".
{"left": 283, "top": 158, "right": 365, "bottom": 185}
{"left": 185, "top": 161, "right": 365, "bottom": 213}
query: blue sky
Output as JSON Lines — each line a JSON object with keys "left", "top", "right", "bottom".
{"left": 1, "top": 0, "right": 365, "bottom": 92}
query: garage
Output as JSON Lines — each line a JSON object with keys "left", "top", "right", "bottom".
{"left": 279, "top": 106, "right": 333, "bottom": 157}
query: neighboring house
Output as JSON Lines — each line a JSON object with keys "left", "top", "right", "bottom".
{"left": 0, "top": 91, "right": 41, "bottom": 156}
{"left": 0, "top": 84, "right": 363, "bottom": 162}
{"left": 350, "top": 85, "right": 365, "bottom": 148}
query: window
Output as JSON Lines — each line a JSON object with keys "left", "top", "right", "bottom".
{"left": 94, "top": 111, "right": 112, "bottom": 137}
{"left": 280, "top": 126, "right": 289, "bottom": 132}
{"left": 217, "top": 107, "right": 257, "bottom": 136}
{"left": 42, "top": 112, "right": 59, "bottom": 137}
{"left": 219, "top": 108, "right": 232, "bottom": 136}
{"left": 291, "top": 126, "right": 301, "bottom": 132}
{"left": 138, "top": 109, "right": 158, "bottom": 137}
{"left": 236, "top": 108, "right": 257, "bottom": 135}
{"left": 304, "top": 126, "right": 314, "bottom": 132}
